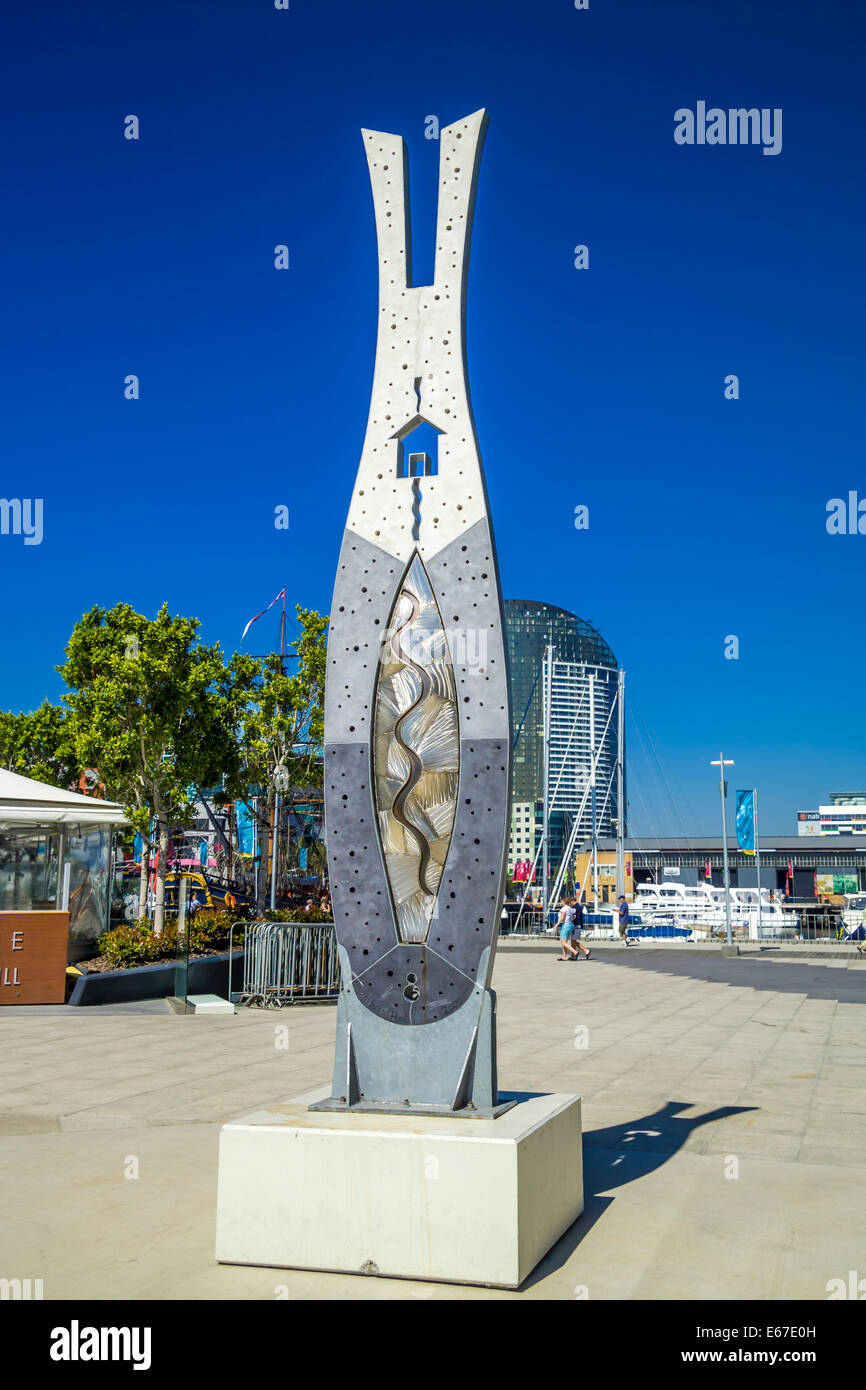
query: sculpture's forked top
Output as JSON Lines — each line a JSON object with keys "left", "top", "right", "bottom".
{"left": 348, "top": 110, "right": 491, "bottom": 564}
{"left": 360, "top": 108, "right": 488, "bottom": 300}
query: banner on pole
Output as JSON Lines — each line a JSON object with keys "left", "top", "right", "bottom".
{"left": 735, "top": 789, "right": 756, "bottom": 854}
{"left": 235, "top": 801, "right": 255, "bottom": 857}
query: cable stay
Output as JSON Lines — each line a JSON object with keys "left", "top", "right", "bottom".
{"left": 512, "top": 685, "right": 588, "bottom": 931}
{"left": 512, "top": 654, "right": 545, "bottom": 752}
{"left": 547, "top": 692, "right": 618, "bottom": 909}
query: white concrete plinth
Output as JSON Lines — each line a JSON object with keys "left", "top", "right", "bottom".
{"left": 215, "top": 1086, "right": 583, "bottom": 1288}
{"left": 188, "top": 994, "right": 234, "bottom": 1015}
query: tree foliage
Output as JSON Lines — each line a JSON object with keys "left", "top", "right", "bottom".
{"left": 0, "top": 700, "right": 79, "bottom": 788}
{"left": 233, "top": 606, "right": 328, "bottom": 904}
{"left": 237, "top": 607, "right": 327, "bottom": 792}
{"left": 58, "top": 602, "right": 251, "bottom": 934}
{"left": 5, "top": 599, "right": 329, "bottom": 933}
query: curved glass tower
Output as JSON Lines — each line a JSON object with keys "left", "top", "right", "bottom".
{"left": 504, "top": 600, "right": 623, "bottom": 878}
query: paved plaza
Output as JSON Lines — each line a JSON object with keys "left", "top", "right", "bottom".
{"left": 1, "top": 943, "right": 864, "bottom": 1300}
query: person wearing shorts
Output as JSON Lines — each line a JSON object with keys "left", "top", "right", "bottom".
{"left": 571, "top": 896, "right": 591, "bottom": 959}
{"left": 556, "top": 899, "right": 579, "bottom": 961}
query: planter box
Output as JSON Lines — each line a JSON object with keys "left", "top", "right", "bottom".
{"left": 68, "top": 949, "right": 244, "bottom": 1007}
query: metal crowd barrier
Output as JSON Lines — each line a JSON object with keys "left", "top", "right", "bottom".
{"left": 499, "top": 903, "right": 547, "bottom": 936}
{"left": 239, "top": 920, "right": 341, "bottom": 1007}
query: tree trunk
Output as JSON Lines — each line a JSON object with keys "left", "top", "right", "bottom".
{"left": 154, "top": 820, "right": 170, "bottom": 937}
{"left": 138, "top": 843, "right": 149, "bottom": 922}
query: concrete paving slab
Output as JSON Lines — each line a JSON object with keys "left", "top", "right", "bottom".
{"left": 0, "top": 948, "right": 863, "bottom": 1299}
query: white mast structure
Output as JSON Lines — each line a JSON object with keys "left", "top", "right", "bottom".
{"left": 711, "top": 754, "right": 735, "bottom": 946}
{"left": 754, "top": 787, "right": 762, "bottom": 939}
{"left": 615, "top": 668, "right": 626, "bottom": 900}
{"left": 541, "top": 643, "right": 554, "bottom": 920}
{"left": 589, "top": 673, "right": 598, "bottom": 911}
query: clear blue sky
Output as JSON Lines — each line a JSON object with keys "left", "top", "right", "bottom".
{"left": 1, "top": 0, "right": 864, "bottom": 835}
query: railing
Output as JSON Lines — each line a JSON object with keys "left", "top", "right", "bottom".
{"left": 499, "top": 901, "right": 860, "bottom": 945}
{"left": 594, "top": 903, "right": 856, "bottom": 943}
{"left": 499, "top": 903, "right": 548, "bottom": 936}
{"left": 239, "top": 920, "right": 341, "bottom": 1007}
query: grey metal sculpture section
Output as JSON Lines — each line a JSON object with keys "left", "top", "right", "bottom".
{"left": 315, "top": 109, "right": 512, "bottom": 1116}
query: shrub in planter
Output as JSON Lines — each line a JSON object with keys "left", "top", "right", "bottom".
{"left": 262, "top": 906, "right": 333, "bottom": 924}
{"left": 97, "top": 922, "right": 163, "bottom": 968}
{"left": 187, "top": 908, "right": 245, "bottom": 952}
{"left": 97, "top": 908, "right": 249, "bottom": 969}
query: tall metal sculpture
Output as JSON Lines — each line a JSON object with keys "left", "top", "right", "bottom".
{"left": 316, "top": 109, "right": 512, "bottom": 1116}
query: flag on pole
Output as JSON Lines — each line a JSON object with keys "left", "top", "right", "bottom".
{"left": 241, "top": 588, "right": 286, "bottom": 643}
{"left": 235, "top": 801, "right": 255, "bottom": 856}
{"left": 735, "top": 789, "right": 756, "bottom": 854}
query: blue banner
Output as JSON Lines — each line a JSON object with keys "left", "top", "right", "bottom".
{"left": 235, "top": 801, "right": 255, "bottom": 856}
{"left": 736, "top": 789, "right": 756, "bottom": 854}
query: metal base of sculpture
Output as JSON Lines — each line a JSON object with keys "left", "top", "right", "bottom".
{"left": 309, "top": 948, "right": 516, "bottom": 1117}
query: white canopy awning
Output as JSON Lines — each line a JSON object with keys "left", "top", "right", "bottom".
{"left": 0, "top": 768, "right": 128, "bottom": 831}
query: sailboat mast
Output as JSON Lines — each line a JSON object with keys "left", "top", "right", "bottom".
{"left": 542, "top": 643, "right": 553, "bottom": 919}
{"left": 755, "top": 787, "right": 762, "bottom": 939}
{"left": 616, "top": 668, "right": 625, "bottom": 900}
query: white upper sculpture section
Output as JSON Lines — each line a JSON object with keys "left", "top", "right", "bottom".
{"left": 346, "top": 110, "right": 490, "bottom": 563}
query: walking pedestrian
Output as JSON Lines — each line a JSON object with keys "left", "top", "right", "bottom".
{"left": 572, "top": 896, "right": 592, "bottom": 959}
{"left": 556, "top": 898, "right": 579, "bottom": 961}
{"left": 618, "top": 893, "right": 633, "bottom": 945}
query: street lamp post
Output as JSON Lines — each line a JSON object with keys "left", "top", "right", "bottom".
{"left": 710, "top": 754, "right": 735, "bottom": 946}
{"left": 271, "top": 762, "right": 290, "bottom": 911}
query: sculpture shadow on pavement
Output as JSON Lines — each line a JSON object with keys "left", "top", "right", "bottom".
{"left": 521, "top": 1100, "right": 757, "bottom": 1289}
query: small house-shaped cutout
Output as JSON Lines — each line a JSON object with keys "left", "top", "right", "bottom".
{"left": 395, "top": 418, "right": 442, "bottom": 478}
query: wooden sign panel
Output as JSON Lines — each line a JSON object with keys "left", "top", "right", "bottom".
{"left": 0, "top": 912, "right": 69, "bottom": 1005}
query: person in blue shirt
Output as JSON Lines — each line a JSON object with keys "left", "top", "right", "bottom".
{"left": 618, "top": 894, "right": 634, "bottom": 946}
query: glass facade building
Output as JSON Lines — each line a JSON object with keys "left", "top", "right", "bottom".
{"left": 504, "top": 601, "right": 623, "bottom": 872}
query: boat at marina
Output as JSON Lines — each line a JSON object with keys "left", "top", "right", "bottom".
{"left": 841, "top": 892, "right": 866, "bottom": 940}
{"left": 632, "top": 882, "right": 798, "bottom": 939}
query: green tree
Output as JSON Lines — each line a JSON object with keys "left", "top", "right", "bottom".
{"left": 58, "top": 602, "right": 251, "bottom": 935}
{"left": 0, "top": 701, "right": 79, "bottom": 788}
{"left": 235, "top": 607, "right": 327, "bottom": 908}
